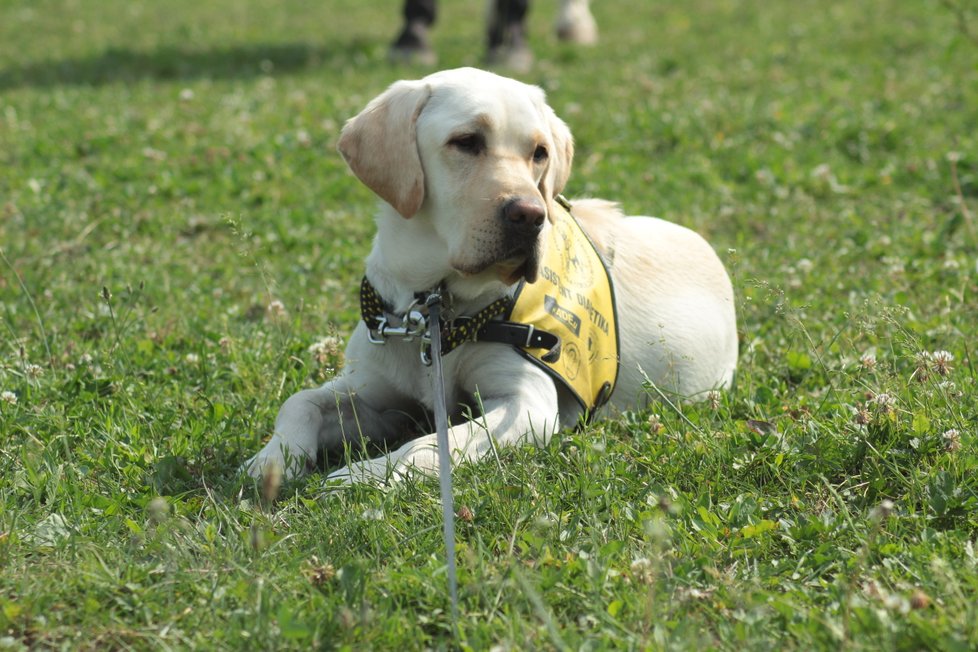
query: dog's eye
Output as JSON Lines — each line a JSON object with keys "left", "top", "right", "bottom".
{"left": 448, "top": 133, "right": 486, "bottom": 155}
{"left": 533, "top": 145, "right": 549, "bottom": 163}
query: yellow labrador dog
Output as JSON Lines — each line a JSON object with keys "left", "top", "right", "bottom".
{"left": 244, "top": 67, "right": 737, "bottom": 482}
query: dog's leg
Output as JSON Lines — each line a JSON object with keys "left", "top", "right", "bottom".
{"left": 241, "top": 372, "right": 412, "bottom": 480}
{"left": 486, "top": 0, "right": 533, "bottom": 72}
{"left": 389, "top": 0, "right": 438, "bottom": 65}
{"left": 555, "top": 0, "right": 597, "bottom": 44}
{"left": 326, "top": 359, "right": 560, "bottom": 484}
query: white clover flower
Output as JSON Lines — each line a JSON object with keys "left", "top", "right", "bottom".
{"left": 629, "top": 556, "right": 657, "bottom": 584}
{"left": 863, "top": 579, "right": 883, "bottom": 599}
{"left": 930, "top": 350, "right": 953, "bottom": 376}
{"left": 647, "top": 413, "right": 664, "bottom": 436}
{"left": 24, "top": 363, "right": 43, "bottom": 378}
{"left": 533, "top": 512, "right": 558, "bottom": 529}
{"left": 870, "top": 499, "right": 895, "bottom": 521}
{"left": 142, "top": 147, "right": 166, "bottom": 161}
{"left": 266, "top": 299, "right": 287, "bottom": 319}
{"left": 870, "top": 392, "right": 895, "bottom": 407}
{"left": 754, "top": 169, "right": 775, "bottom": 186}
{"left": 811, "top": 163, "right": 832, "bottom": 180}
{"left": 797, "top": 258, "right": 814, "bottom": 273}
{"left": 1, "top": 391, "right": 16, "bottom": 405}
{"left": 869, "top": 392, "right": 896, "bottom": 415}
{"left": 185, "top": 353, "right": 200, "bottom": 364}
{"left": 942, "top": 429, "right": 961, "bottom": 452}
{"left": 630, "top": 557, "right": 653, "bottom": 574}
{"left": 361, "top": 508, "right": 384, "bottom": 521}
{"left": 859, "top": 352, "right": 877, "bottom": 370}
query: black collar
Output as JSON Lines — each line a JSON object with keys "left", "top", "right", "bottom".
{"left": 359, "top": 276, "right": 560, "bottom": 361}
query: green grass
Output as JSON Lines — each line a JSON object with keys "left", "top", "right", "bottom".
{"left": 2, "top": 0, "right": 977, "bottom": 648}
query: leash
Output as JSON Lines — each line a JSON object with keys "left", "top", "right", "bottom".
{"left": 423, "top": 290, "right": 460, "bottom": 626}
{"left": 359, "top": 276, "right": 567, "bottom": 628}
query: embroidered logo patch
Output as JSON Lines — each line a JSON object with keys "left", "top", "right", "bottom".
{"left": 544, "top": 294, "right": 582, "bottom": 337}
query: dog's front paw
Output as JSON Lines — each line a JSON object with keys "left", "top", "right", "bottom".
{"left": 240, "top": 441, "right": 310, "bottom": 481}
{"left": 325, "top": 438, "right": 441, "bottom": 486}
{"left": 240, "top": 452, "right": 284, "bottom": 480}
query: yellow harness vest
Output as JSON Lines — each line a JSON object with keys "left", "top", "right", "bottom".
{"left": 506, "top": 198, "right": 619, "bottom": 415}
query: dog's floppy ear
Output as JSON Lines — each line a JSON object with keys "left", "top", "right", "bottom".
{"left": 539, "top": 101, "right": 575, "bottom": 220}
{"left": 337, "top": 80, "right": 432, "bottom": 219}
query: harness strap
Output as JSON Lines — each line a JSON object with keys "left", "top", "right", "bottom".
{"left": 467, "top": 320, "right": 562, "bottom": 363}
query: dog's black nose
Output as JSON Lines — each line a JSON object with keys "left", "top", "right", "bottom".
{"left": 501, "top": 198, "right": 546, "bottom": 235}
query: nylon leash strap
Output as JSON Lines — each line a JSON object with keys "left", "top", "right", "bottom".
{"left": 424, "top": 292, "right": 460, "bottom": 624}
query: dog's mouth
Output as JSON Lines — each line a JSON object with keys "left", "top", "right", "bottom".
{"left": 493, "top": 259, "right": 527, "bottom": 285}
{"left": 494, "top": 249, "right": 539, "bottom": 285}
{"left": 453, "top": 244, "right": 541, "bottom": 286}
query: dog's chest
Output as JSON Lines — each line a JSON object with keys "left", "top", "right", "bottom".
{"left": 369, "top": 336, "right": 469, "bottom": 408}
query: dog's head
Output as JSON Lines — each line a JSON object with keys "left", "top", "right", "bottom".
{"left": 337, "top": 67, "right": 574, "bottom": 285}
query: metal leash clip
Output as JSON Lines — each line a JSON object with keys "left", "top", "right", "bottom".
{"left": 366, "top": 299, "right": 428, "bottom": 345}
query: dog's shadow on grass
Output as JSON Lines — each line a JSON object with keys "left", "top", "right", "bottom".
{"left": 0, "top": 39, "right": 375, "bottom": 91}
